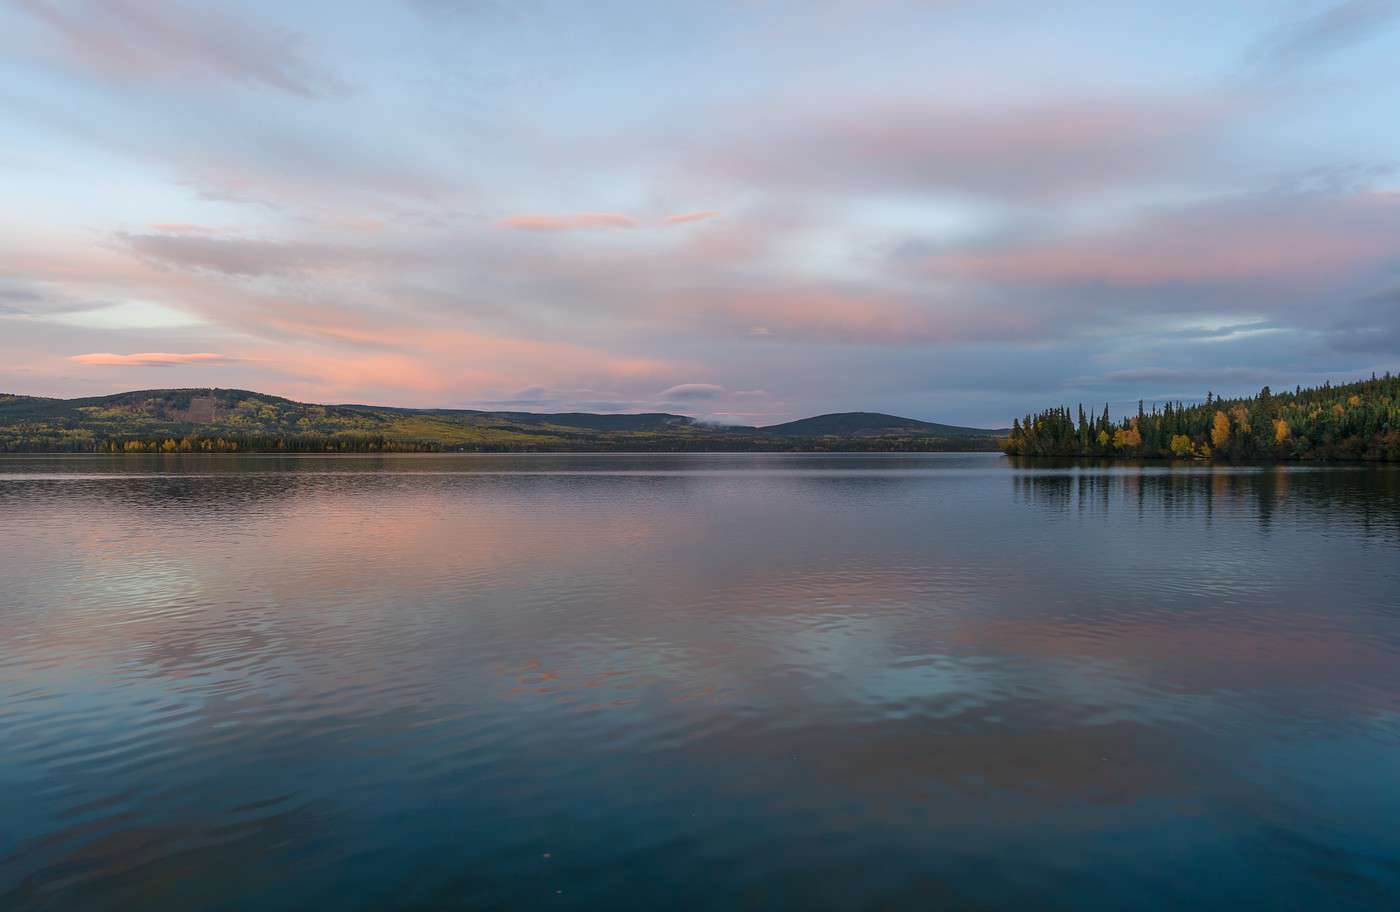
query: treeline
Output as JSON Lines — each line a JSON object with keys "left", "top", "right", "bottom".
{"left": 600, "top": 434, "right": 1004, "bottom": 453}
{"left": 1006, "top": 373, "right": 1400, "bottom": 461}
{"left": 0, "top": 435, "right": 445, "bottom": 454}
{"left": 0, "top": 432, "right": 1004, "bottom": 454}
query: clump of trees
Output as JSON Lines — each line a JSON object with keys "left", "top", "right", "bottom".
{"left": 1005, "top": 374, "right": 1400, "bottom": 462}
{"left": 95, "top": 436, "right": 443, "bottom": 453}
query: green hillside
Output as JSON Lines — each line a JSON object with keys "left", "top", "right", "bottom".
{"left": 0, "top": 388, "right": 1005, "bottom": 453}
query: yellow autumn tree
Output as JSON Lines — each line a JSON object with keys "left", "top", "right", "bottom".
{"left": 1273, "top": 419, "right": 1290, "bottom": 445}
{"left": 1211, "top": 410, "right": 1231, "bottom": 447}
{"left": 1170, "top": 434, "right": 1193, "bottom": 457}
{"left": 1113, "top": 421, "right": 1142, "bottom": 449}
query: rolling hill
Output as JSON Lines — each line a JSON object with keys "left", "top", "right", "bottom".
{"left": 0, "top": 388, "right": 1007, "bottom": 453}
{"left": 760, "top": 412, "right": 1007, "bottom": 437}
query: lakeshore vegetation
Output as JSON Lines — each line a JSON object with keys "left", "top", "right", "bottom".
{"left": 1005, "top": 374, "right": 1400, "bottom": 462}
{"left": 0, "top": 389, "right": 1003, "bottom": 454}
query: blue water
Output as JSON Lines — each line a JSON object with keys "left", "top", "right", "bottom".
{"left": 2, "top": 453, "right": 1398, "bottom": 910}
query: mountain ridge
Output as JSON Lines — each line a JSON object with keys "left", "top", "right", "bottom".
{"left": 0, "top": 388, "right": 1007, "bottom": 452}
{"left": 761, "top": 411, "right": 1008, "bottom": 437}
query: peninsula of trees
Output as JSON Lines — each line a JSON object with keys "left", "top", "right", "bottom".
{"left": 1005, "top": 374, "right": 1400, "bottom": 462}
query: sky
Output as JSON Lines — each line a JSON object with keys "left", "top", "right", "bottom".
{"left": 1, "top": 0, "right": 1399, "bottom": 426}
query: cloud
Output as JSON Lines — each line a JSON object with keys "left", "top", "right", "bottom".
{"left": 0, "top": 285, "right": 48, "bottom": 316}
{"left": 471, "top": 385, "right": 658, "bottom": 411}
{"left": 174, "top": 146, "right": 456, "bottom": 214}
{"left": 0, "top": 282, "right": 112, "bottom": 319}
{"left": 664, "top": 210, "right": 721, "bottom": 225}
{"left": 1319, "top": 287, "right": 1400, "bottom": 354}
{"left": 5, "top": 3, "right": 1399, "bottom": 426}
{"left": 115, "top": 232, "right": 400, "bottom": 277}
{"left": 1065, "top": 367, "right": 1288, "bottom": 388}
{"left": 69, "top": 351, "right": 237, "bottom": 367}
{"left": 147, "top": 223, "right": 220, "bottom": 236}
{"left": 657, "top": 382, "right": 725, "bottom": 400}
{"left": 691, "top": 95, "right": 1239, "bottom": 202}
{"left": 14, "top": 0, "right": 349, "bottom": 97}
{"left": 501, "top": 212, "right": 640, "bottom": 231}
{"left": 1250, "top": 0, "right": 1400, "bottom": 71}
{"left": 909, "top": 186, "right": 1400, "bottom": 289}
{"left": 501, "top": 211, "right": 720, "bottom": 231}
{"left": 661, "top": 287, "right": 1042, "bottom": 346}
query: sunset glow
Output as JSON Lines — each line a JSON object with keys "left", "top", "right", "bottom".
{"left": 2, "top": 0, "right": 1398, "bottom": 423}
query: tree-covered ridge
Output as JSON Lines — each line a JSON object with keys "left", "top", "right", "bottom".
{"left": 1005, "top": 374, "right": 1400, "bottom": 461}
{"left": 0, "top": 388, "right": 1004, "bottom": 453}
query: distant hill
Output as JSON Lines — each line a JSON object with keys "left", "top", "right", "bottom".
{"left": 0, "top": 388, "right": 1007, "bottom": 453}
{"left": 760, "top": 412, "right": 1007, "bottom": 437}
{"left": 346, "top": 407, "right": 699, "bottom": 433}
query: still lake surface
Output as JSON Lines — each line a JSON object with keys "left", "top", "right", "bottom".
{"left": 2, "top": 452, "right": 1399, "bottom": 910}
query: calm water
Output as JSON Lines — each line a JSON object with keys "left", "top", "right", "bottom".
{"left": 2, "top": 453, "right": 1399, "bottom": 910}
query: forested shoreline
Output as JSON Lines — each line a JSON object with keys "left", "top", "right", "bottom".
{"left": 0, "top": 433, "right": 1003, "bottom": 454}
{"left": 1005, "top": 374, "right": 1400, "bottom": 462}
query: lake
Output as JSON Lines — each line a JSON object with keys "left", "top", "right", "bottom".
{"left": 2, "top": 453, "right": 1398, "bottom": 910}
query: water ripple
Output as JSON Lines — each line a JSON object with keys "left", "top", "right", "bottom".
{"left": 2, "top": 454, "right": 1398, "bottom": 909}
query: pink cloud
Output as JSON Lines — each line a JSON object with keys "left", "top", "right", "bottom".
{"left": 148, "top": 222, "right": 219, "bottom": 236}
{"left": 69, "top": 351, "right": 236, "bottom": 367}
{"left": 663, "top": 210, "right": 721, "bottom": 225}
{"left": 671, "top": 289, "right": 1039, "bottom": 346}
{"left": 697, "top": 95, "right": 1238, "bottom": 201}
{"left": 501, "top": 211, "right": 721, "bottom": 231}
{"left": 225, "top": 321, "right": 679, "bottom": 403}
{"left": 658, "top": 383, "right": 725, "bottom": 400}
{"left": 501, "top": 212, "right": 640, "bottom": 231}
{"left": 116, "top": 231, "right": 422, "bottom": 278}
{"left": 15, "top": 0, "right": 347, "bottom": 97}
{"left": 921, "top": 190, "right": 1400, "bottom": 287}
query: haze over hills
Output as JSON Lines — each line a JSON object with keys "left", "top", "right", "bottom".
{"left": 0, "top": 388, "right": 1007, "bottom": 453}
{"left": 341, "top": 405, "right": 701, "bottom": 433}
{"left": 762, "top": 412, "right": 1009, "bottom": 437}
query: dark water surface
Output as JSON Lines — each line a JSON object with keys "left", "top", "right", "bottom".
{"left": 3, "top": 453, "right": 1399, "bottom": 910}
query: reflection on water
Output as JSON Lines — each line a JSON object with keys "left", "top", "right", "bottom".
{"left": 2, "top": 453, "right": 1399, "bottom": 910}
